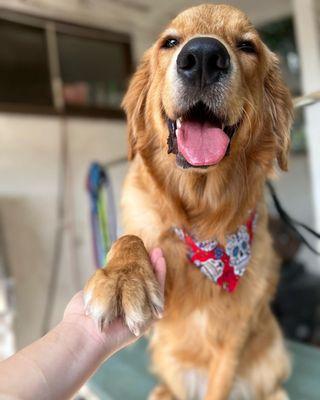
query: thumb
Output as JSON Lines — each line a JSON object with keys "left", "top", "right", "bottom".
{"left": 150, "top": 248, "right": 166, "bottom": 295}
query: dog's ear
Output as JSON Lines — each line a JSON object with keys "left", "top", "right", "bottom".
{"left": 122, "top": 50, "right": 151, "bottom": 160}
{"left": 264, "top": 52, "right": 293, "bottom": 171}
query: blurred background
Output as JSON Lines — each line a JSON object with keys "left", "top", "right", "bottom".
{"left": 0, "top": 0, "right": 319, "bottom": 398}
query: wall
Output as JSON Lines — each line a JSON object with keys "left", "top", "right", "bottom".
{"left": 0, "top": 114, "right": 128, "bottom": 347}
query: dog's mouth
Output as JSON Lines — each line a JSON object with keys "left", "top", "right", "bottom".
{"left": 167, "top": 102, "right": 238, "bottom": 169}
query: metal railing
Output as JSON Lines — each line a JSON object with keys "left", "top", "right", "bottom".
{"left": 294, "top": 90, "right": 320, "bottom": 109}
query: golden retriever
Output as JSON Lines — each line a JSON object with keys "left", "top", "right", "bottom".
{"left": 84, "top": 4, "right": 293, "bottom": 399}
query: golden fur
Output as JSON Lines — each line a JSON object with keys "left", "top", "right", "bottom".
{"left": 84, "top": 4, "right": 293, "bottom": 399}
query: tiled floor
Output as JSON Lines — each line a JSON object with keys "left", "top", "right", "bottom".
{"left": 88, "top": 339, "right": 320, "bottom": 400}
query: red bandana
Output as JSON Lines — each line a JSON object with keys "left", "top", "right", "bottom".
{"left": 174, "top": 212, "right": 257, "bottom": 292}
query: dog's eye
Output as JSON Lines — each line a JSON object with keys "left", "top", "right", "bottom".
{"left": 162, "top": 38, "right": 179, "bottom": 49}
{"left": 237, "top": 40, "right": 256, "bottom": 54}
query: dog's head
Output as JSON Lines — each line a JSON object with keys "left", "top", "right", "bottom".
{"left": 123, "top": 4, "right": 292, "bottom": 174}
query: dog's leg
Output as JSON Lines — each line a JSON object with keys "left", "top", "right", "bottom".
{"left": 205, "top": 343, "right": 244, "bottom": 400}
{"left": 239, "top": 314, "right": 290, "bottom": 400}
{"left": 83, "top": 235, "right": 164, "bottom": 335}
{"left": 204, "top": 317, "right": 290, "bottom": 400}
{"left": 204, "top": 311, "right": 254, "bottom": 400}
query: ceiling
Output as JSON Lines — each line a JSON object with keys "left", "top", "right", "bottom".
{"left": 0, "top": 0, "right": 293, "bottom": 29}
{"left": 0, "top": 0, "right": 294, "bottom": 55}
{"left": 140, "top": 0, "right": 292, "bottom": 30}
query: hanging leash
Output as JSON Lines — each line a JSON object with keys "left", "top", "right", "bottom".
{"left": 87, "top": 163, "right": 118, "bottom": 268}
{"left": 267, "top": 180, "right": 320, "bottom": 255}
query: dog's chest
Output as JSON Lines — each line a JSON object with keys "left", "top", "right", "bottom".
{"left": 183, "top": 368, "right": 208, "bottom": 400}
{"left": 183, "top": 369, "right": 251, "bottom": 400}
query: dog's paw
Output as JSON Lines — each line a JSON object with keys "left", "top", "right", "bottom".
{"left": 83, "top": 235, "right": 164, "bottom": 336}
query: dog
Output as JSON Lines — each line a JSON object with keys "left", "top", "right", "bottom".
{"left": 84, "top": 4, "right": 293, "bottom": 399}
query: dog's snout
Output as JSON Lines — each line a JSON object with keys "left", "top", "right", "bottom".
{"left": 177, "top": 37, "right": 230, "bottom": 87}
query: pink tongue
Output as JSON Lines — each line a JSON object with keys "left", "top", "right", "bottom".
{"left": 177, "top": 121, "right": 230, "bottom": 166}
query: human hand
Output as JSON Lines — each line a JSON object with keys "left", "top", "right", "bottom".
{"left": 63, "top": 247, "right": 166, "bottom": 355}
{"left": 0, "top": 248, "right": 166, "bottom": 400}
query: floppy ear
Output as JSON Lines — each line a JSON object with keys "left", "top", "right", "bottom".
{"left": 264, "top": 52, "right": 293, "bottom": 171}
{"left": 122, "top": 50, "right": 151, "bottom": 160}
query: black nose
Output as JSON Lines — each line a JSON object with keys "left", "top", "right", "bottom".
{"left": 177, "top": 37, "right": 230, "bottom": 87}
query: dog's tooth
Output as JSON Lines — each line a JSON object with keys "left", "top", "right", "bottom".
{"left": 177, "top": 118, "right": 181, "bottom": 128}
{"left": 176, "top": 128, "right": 181, "bottom": 138}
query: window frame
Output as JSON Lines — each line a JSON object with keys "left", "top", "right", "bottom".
{"left": 0, "top": 8, "right": 133, "bottom": 120}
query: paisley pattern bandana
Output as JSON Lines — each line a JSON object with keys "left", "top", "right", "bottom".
{"left": 174, "top": 213, "right": 257, "bottom": 293}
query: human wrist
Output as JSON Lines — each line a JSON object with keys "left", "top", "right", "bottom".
{"left": 0, "top": 319, "right": 114, "bottom": 400}
{"left": 27, "top": 320, "right": 115, "bottom": 400}
{"left": 58, "top": 317, "right": 113, "bottom": 361}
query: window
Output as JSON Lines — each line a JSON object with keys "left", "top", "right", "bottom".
{"left": 0, "top": 10, "right": 132, "bottom": 119}
{"left": 0, "top": 19, "right": 52, "bottom": 107}
{"left": 58, "top": 33, "right": 129, "bottom": 113}
{"left": 259, "top": 18, "right": 301, "bottom": 96}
